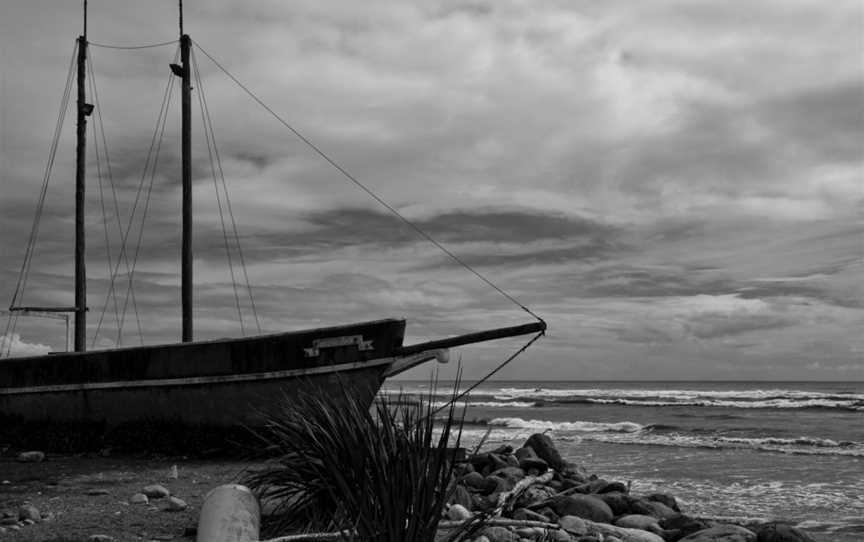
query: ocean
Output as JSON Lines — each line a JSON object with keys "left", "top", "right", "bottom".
{"left": 382, "top": 380, "right": 864, "bottom": 541}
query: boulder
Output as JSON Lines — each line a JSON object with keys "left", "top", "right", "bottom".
{"left": 754, "top": 522, "right": 816, "bottom": 542}
{"left": 482, "top": 526, "right": 520, "bottom": 542}
{"left": 679, "top": 525, "right": 756, "bottom": 542}
{"left": 643, "top": 501, "right": 679, "bottom": 520}
{"left": 586, "top": 479, "right": 610, "bottom": 493}
{"left": 470, "top": 453, "right": 493, "bottom": 472}
{"left": 461, "top": 471, "right": 487, "bottom": 490}
{"left": 513, "top": 508, "right": 551, "bottom": 522}
{"left": 550, "top": 495, "right": 614, "bottom": 523}
{"left": 546, "top": 529, "right": 572, "bottom": 542}
{"left": 598, "top": 481, "right": 629, "bottom": 494}
{"left": 515, "top": 446, "right": 537, "bottom": 462}
{"left": 559, "top": 515, "right": 588, "bottom": 536}
{"left": 627, "top": 498, "right": 678, "bottom": 520}
{"left": 597, "top": 492, "right": 636, "bottom": 516}
{"left": 646, "top": 493, "right": 680, "bottom": 512}
{"left": 492, "top": 466, "right": 526, "bottom": 484}
{"left": 586, "top": 521, "right": 666, "bottom": 542}
{"left": 491, "top": 445, "right": 514, "bottom": 455}
{"left": 522, "top": 458, "right": 549, "bottom": 474}
{"left": 525, "top": 433, "right": 567, "bottom": 472}
{"left": 487, "top": 475, "right": 515, "bottom": 494}
{"left": 515, "top": 446, "right": 550, "bottom": 473}
{"left": 446, "top": 503, "right": 472, "bottom": 521}
{"left": 547, "top": 479, "right": 564, "bottom": 491}
{"left": 560, "top": 478, "right": 585, "bottom": 491}
{"left": 489, "top": 453, "right": 510, "bottom": 472}
{"left": 514, "top": 526, "right": 546, "bottom": 539}
{"left": 660, "top": 516, "right": 711, "bottom": 539}
{"left": 449, "top": 484, "right": 474, "bottom": 510}
{"left": 537, "top": 506, "right": 559, "bottom": 522}
{"left": 561, "top": 461, "right": 589, "bottom": 482}
{"left": 130, "top": 493, "right": 149, "bottom": 504}
{"left": 615, "top": 515, "right": 661, "bottom": 533}
{"left": 515, "top": 484, "right": 557, "bottom": 510}
{"left": 142, "top": 484, "right": 170, "bottom": 499}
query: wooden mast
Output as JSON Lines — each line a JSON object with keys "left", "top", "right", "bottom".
{"left": 74, "top": 1, "right": 89, "bottom": 352}
{"left": 180, "top": 1, "right": 193, "bottom": 342}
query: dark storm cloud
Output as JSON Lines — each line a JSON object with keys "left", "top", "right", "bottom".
{"left": 760, "top": 80, "right": 864, "bottom": 163}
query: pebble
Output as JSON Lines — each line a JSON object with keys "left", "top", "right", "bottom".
{"left": 130, "top": 493, "right": 150, "bottom": 504}
{"left": 16, "top": 451, "right": 45, "bottom": 463}
{"left": 559, "top": 515, "right": 588, "bottom": 536}
{"left": 18, "top": 504, "right": 40, "bottom": 522}
{"left": 482, "top": 526, "right": 519, "bottom": 542}
{"left": 679, "top": 525, "right": 756, "bottom": 542}
{"left": 165, "top": 496, "right": 187, "bottom": 512}
{"left": 87, "top": 488, "right": 111, "bottom": 496}
{"left": 141, "top": 484, "right": 170, "bottom": 499}
{"left": 446, "top": 504, "right": 472, "bottom": 521}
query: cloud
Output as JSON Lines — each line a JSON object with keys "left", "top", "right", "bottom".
{"left": 0, "top": 333, "right": 52, "bottom": 357}
{"left": 1, "top": 1, "right": 862, "bottom": 379}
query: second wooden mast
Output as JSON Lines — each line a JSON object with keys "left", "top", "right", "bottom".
{"left": 74, "top": 3, "right": 90, "bottom": 352}
{"left": 169, "top": 1, "right": 192, "bottom": 343}
{"left": 180, "top": 30, "right": 193, "bottom": 343}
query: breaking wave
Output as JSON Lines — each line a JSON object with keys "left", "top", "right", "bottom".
{"left": 470, "top": 416, "right": 864, "bottom": 457}
{"left": 488, "top": 417, "right": 644, "bottom": 433}
{"left": 489, "top": 387, "right": 864, "bottom": 411}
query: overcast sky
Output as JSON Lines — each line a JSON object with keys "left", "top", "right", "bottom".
{"left": 1, "top": 1, "right": 862, "bottom": 380}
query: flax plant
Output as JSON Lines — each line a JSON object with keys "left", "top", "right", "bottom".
{"left": 246, "top": 377, "right": 486, "bottom": 541}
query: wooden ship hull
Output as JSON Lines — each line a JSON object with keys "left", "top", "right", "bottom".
{"left": 0, "top": 318, "right": 543, "bottom": 450}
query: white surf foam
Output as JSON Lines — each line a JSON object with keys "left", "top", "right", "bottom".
{"left": 488, "top": 417, "right": 644, "bottom": 433}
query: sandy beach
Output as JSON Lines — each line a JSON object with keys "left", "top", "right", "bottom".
{"left": 0, "top": 454, "right": 255, "bottom": 541}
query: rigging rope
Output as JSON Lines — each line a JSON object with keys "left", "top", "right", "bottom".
{"left": 92, "top": 46, "right": 180, "bottom": 346}
{"left": 89, "top": 79, "right": 123, "bottom": 337}
{"left": 191, "top": 47, "right": 262, "bottom": 334}
{"left": 117, "top": 50, "right": 178, "bottom": 344}
{"left": 192, "top": 41, "right": 545, "bottom": 326}
{"left": 433, "top": 331, "right": 545, "bottom": 415}
{"left": 87, "top": 50, "right": 145, "bottom": 346}
{"left": 2, "top": 41, "right": 78, "bottom": 357}
{"left": 191, "top": 49, "right": 247, "bottom": 335}
{"left": 89, "top": 40, "right": 177, "bottom": 50}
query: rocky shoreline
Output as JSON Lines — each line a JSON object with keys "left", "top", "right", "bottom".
{"left": 436, "top": 433, "right": 816, "bottom": 542}
{"left": 1, "top": 434, "right": 822, "bottom": 541}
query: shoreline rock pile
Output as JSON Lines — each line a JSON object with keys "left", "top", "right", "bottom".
{"left": 446, "top": 433, "right": 815, "bottom": 542}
